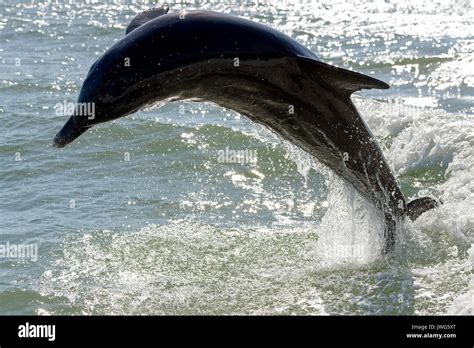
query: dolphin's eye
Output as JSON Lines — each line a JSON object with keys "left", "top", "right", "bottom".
{"left": 111, "top": 79, "right": 126, "bottom": 95}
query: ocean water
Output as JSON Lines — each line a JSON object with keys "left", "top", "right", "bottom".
{"left": 0, "top": 0, "right": 472, "bottom": 315}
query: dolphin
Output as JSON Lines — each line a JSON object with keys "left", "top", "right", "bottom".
{"left": 53, "top": 7, "right": 439, "bottom": 253}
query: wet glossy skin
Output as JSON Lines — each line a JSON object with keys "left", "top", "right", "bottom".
{"left": 54, "top": 10, "right": 413, "bottom": 250}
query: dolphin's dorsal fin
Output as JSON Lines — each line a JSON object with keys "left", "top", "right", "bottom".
{"left": 126, "top": 6, "right": 169, "bottom": 35}
{"left": 296, "top": 57, "right": 390, "bottom": 96}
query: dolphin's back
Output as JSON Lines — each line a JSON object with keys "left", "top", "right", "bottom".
{"left": 121, "top": 11, "right": 320, "bottom": 68}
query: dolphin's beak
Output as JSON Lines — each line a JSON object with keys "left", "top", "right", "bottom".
{"left": 53, "top": 116, "right": 91, "bottom": 148}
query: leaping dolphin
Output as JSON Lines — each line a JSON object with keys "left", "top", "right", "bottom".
{"left": 53, "top": 7, "right": 439, "bottom": 253}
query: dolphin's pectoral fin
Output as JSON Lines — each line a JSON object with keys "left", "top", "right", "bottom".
{"left": 406, "top": 196, "right": 440, "bottom": 221}
{"left": 296, "top": 57, "right": 390, "bottom": 96}
{"left": 125, "top": 6, "right": 170, "bottom": 35}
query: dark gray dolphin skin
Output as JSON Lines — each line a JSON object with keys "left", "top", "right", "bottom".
{"left": 53, "top": 7, "right": 439, "bottom": 252}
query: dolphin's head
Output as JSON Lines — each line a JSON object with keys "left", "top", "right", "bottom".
{"left": 53, "top": 45, "right": 148, "bottom": 148}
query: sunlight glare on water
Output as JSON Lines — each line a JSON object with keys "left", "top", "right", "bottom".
{"left": 0, "top": 0, "right": 472, "bottom": 315}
